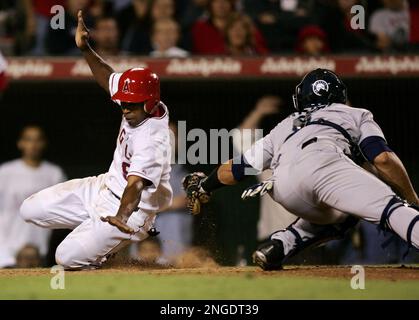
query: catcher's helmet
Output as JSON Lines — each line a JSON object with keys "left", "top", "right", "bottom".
{"left": 293, "top": 68, "right": 347, "bottom": 112}
{"left": 112, "top": 67, "right": 160, "bottom": 114}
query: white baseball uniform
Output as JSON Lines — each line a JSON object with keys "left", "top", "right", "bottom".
{"left": 244, "top": 103, "right": 419, "bottom": 255}
{"left": 20, "top": 73, "right": 173, "bottom": 269}
{"left": 232, "top": 129, "right": 296, "bottom": 240}
{"left": 0, "top": 159, "right": 65, "bottom": 268}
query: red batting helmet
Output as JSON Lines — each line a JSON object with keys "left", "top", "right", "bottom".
{"left": 112, "top": 67, "right": 160, "bottom": 114}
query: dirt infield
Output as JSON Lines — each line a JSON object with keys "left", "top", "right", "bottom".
{"left": 1, "top": 265, "right": 418, "bottom": 281}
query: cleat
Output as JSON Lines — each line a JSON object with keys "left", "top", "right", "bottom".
{"left": 252, "top": 239, "right": 285, "bottom": 271}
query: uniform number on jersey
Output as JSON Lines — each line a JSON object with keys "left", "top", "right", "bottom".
{"left": 119, "top": 129, "right": 126, "bottom": 145}
{"left": 122, "top": 162, "right": 130, "bottom": 180}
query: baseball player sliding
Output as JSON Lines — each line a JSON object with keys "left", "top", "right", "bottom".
{"left": 183, "top": 69, "right": 419, "bottom": 270}
{"left": 19, "top": 11, "right": 172, "bottom": 270}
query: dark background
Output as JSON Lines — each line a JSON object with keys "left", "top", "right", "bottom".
{"left": 1, "top": 77, "right": 418, "bottom": 264}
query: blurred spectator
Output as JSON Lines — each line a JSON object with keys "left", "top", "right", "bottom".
{"left": 119, "top": 0, "right": 153, "bottom": 54}
{"left": 14, "top": 0, "right": 36, "bottom": 55}
{"left": 410, "top": 0, "right": 419, "bottom": 49}
{"left": 192, "top": 0, "right": 268, "bottom": 54}
{"left": 154, "top": 121, "right": 193, "bottom": 262}
{"left": 192, "top": 0, "right": 235, "bottom": 54}
{"left": 112, "top": 0, "right": 132, "bottom": 12}
{"left": 119, "top": 0, "right": 188, "bottom": 54}
{"left": 369, "top": 0, "right": 410, "bottom": 51}
{"left": 0, "top": 50, "right": 7, "bottom": 98}
{"left": 225, "top": 13, "right": 266, "bottom": 55}
{"left": 1, "top": 0, "right": 413, "bottom": 56}
{"left": 0, "top": 0, "right": 36, "bottom": 55}
{"left": 45, "top": 0, "right": 92, "bottom": 55}
{"left": 15, "top": 245, "right": 42, "bottom": 268}
{"left": 0, "top": 125, "right": 66, "bottom": 268}
{"left": 295, "top": 24, "right": 330, "bottom": 55}
{"left": 181, "top": 0, "right": 209, "bottom": 30}
{"left": 150, "top": 18, "right": 189, "bottom": 57}
{"left": 89, "top": 0, "right": 107, "bottom": 18}
{"left": 0, "top": 2, "right": 25, "bottom": 54}
{"left": 117, "top": 0, "right": 150, "bottom": 37}
{"left": 92, "top": 16, "right": 121, "bottom": 56}
{"left": 316, "top": 0, "right": 375, "bottom": 53}
{"left": 30, "top": 0, "right": 66, "bottom": 56}
{"left": 313, "top": 0, "right": 376, "bottom": 53}
{"left": 243, "top": 0, "right": 312, "bottom": 52}
{"left": 151, "top": 0, "right": 175, "bottom": 20}
{"left": 244, "top": 0, "right": 281, "bottom": 24}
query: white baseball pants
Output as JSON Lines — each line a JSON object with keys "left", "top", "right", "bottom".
{"left": 20, "top": 174, "right": 155, "bottom": 269}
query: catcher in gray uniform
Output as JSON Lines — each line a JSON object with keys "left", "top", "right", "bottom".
{"left": 183, "top": 69, "right": 419, "bottom": 270}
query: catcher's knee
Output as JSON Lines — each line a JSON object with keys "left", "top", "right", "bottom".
{"left": 379, "top": 196, "right": 405, "bottom": 232}
{"left": 379, "top": 196, "right": 419, "bottom": 250}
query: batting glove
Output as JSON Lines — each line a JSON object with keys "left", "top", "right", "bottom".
{"left": 241, "top": 180, "right": 273, "bottom": 200}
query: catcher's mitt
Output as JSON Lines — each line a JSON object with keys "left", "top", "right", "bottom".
{"left": 182, "top": 172, "right": 211, "bottom": 215}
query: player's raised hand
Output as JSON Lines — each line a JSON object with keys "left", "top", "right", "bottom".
{"left": 255, "top": 96, "right": 282, "bottom": 116}
{"left": 75, "top": 10, "right": 90, "bottom": 50}
{"left": 101, "top": 215, "right": 135, "bottom": 234}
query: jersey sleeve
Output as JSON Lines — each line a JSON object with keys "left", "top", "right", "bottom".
{"left": 231, "top": 128, "right": 264, "bottom": 154}
{"left": 127, "top": 127, "right": 169, "bottom": 191}
{"left": 358, "top": 109, "right": 386, "bottom": 144}
{"left": 242, "top": 133, "right": 274, "bottom": 172}
{"left": 108, "top": 72, "right": 122, "bottom": 105}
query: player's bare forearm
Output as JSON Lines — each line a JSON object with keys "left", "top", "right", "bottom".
{"left": 101, "top": 175, "right": 149, "bottom": 234}
{"left": 81, "top": 45, "right": 114, "bottom": 92}
{"left": 373, "top": 151, "right": 418, "bottom": 205}
{"left": 116, "top": 178, "right": 144, "bottom": 220}
{"left": 217, "top": 160, "right": 238, "bottom": 185}
{"left": 75, "top": 10, "right": 113, "bottom": 92}
{"left": 362, "top": 161, "right": 379, "bottom": 176}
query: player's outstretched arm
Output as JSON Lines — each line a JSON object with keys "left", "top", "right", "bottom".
{"left": 75, "top": 10, "right": 114, "bottom": 93}
{"left": 373, "top": 151, "right": 419, "bottom": 205}
{"left": 101, "top": 175, "right": 150, "bottom": 234}
{"left": 183, "top": 160, "right": 245, "bottom": 215}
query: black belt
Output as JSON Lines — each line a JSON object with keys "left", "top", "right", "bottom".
{"left": 109, "top": 188, "right": 122, "bottom": 200}
{"left": 301, "top": 137, "right": 318, "bottom": 149}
